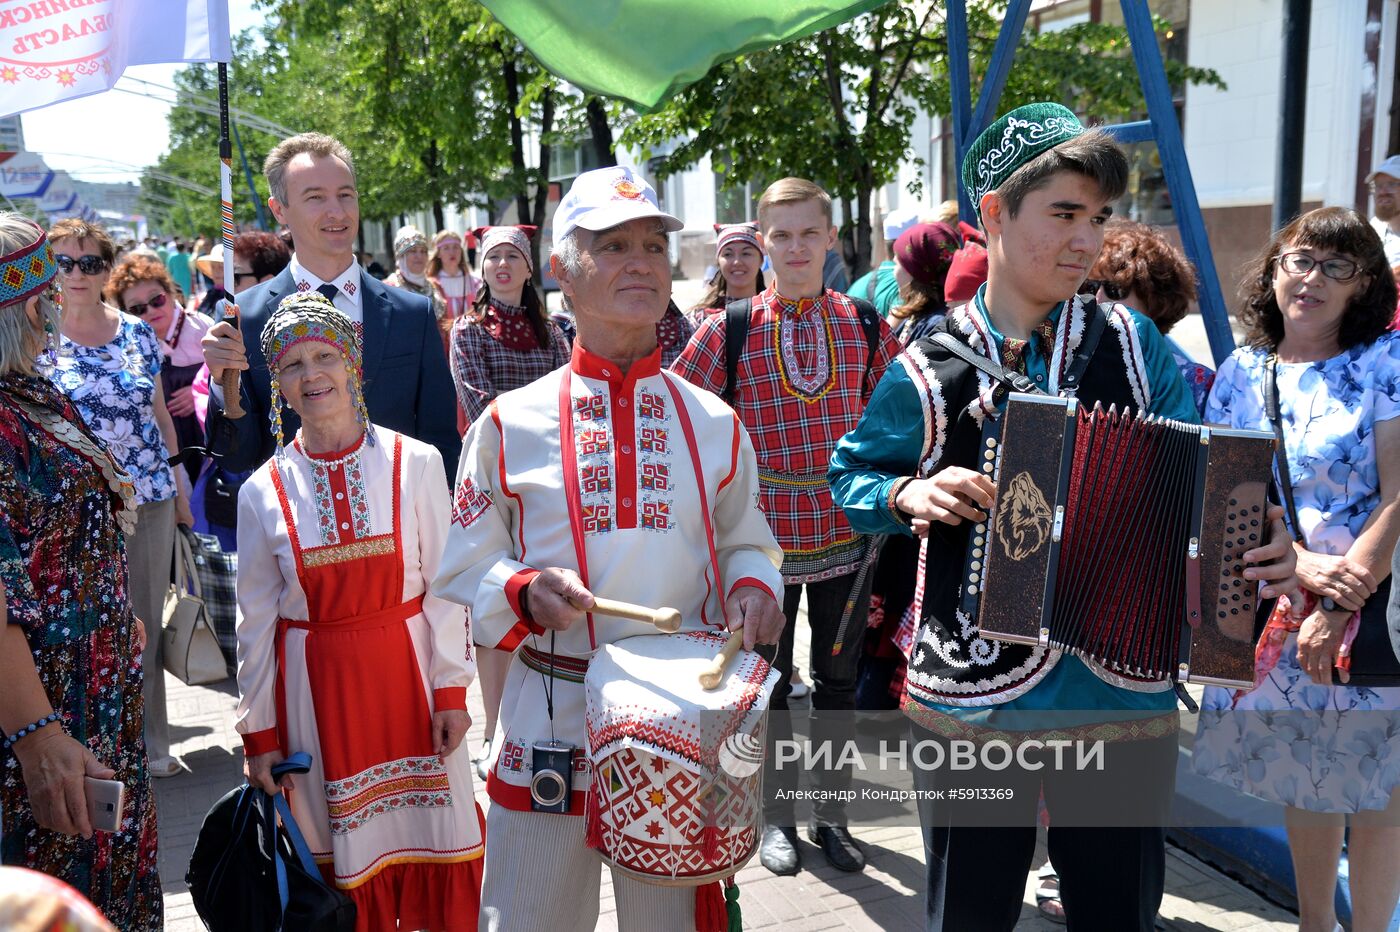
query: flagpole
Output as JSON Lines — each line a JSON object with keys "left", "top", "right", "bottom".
{"left": 217, "top": 61, "right": 244, "bottom": 418}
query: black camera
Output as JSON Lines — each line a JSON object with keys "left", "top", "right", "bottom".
{"left": 530, "top": 740, "right": 576, "bottom": 813}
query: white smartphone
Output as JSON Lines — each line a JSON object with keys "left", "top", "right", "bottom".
{"left": 85, "top": 776, "right": 125, "bottom": 833}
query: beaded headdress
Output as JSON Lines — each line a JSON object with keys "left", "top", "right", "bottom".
{"left": 0, "top": 222, "right": 59, "bottom": 306}
{"left": 474, "top": 225, "right": 536, "bottom": 275}
{"left": 260, "top": 291, "right": 372, "bottom": 455}
{"left": 393, "top": 225, "right": 429, "bottom": 257}
{"left": 961, "top": 102, "right": 1085, "bottom": 222}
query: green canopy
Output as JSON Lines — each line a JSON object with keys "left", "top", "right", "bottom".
{"left": 482, "top": 0, "right": 891, "bottom": 110}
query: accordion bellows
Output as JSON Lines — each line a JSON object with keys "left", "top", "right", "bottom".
{"left": 962, "top": 394, "right": 1277, "bottom": 690}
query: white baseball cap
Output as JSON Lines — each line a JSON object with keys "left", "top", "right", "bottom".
{"left": 883, "top": 207, "right": 921, "bottom": 242}
{"left": 1367, "top": 154, "right": 1400, "bottom": 183}
{"left": 553, "top": 167, "right": 683, "bottom": 242}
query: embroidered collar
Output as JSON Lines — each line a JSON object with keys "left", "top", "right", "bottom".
{"left": 770, "top": 287, "right": 823, "bottom": 317}
{"left": 972, "top": 284, "right": 1064, "bottom": 369}
{"left": 570, "top": 342, "right": 662, "bottom": 390}
{"left": 289, "top": 254, "right": 362, "bottom": 309}
{"left": 294, "top": 430, "right": 367, "bottom": 466}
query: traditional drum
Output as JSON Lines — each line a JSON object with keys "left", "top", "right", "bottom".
{"left": 583, "top": 631, "right": 779, "bottom": 886}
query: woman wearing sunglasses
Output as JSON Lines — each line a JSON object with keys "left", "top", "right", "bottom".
{"left": 106, "top": 253, "right": 212, "bottom": 485}
{"left": 45, "top": 219, "right": 191, "bottom": 779}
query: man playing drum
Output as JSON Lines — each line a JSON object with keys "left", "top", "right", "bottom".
{"left": 434, "top": 166, "right": 786, "bottom": 931}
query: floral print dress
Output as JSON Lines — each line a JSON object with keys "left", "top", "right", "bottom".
{"left": 0, "top": 374, "right": 161, "bottom": 930}
{"left": 1192, "top": 333, "right": 1400, "bottom": 812}
{"left": 46, "top": 315, "right": 176, "bottom": 507}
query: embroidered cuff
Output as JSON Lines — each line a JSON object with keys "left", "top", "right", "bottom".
{"left": 886, "top": 477, "right": 915, "bottom": 527}
{"left": 432, "top": 687, "right": 467, "bottom": 711}
{"left": 241, "top": 727, "right": 280, "bottom": 757}
{"left": 727, "top": 577, "right": 777, "bottom": 603}
{"left": 505, "top": 569, "right": 542, "bottom": 627}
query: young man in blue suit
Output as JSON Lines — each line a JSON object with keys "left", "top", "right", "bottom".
{"left": 201, "top": 132, "right": 458, "bottom": 478}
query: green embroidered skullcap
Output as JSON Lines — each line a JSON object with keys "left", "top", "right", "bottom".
{"left": 961, "top": 102, "right": 1085, "bottom": 221}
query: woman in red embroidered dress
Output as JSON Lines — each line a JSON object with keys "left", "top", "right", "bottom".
{"left": 235, "top": 292, "right": 483, "bottom": 932}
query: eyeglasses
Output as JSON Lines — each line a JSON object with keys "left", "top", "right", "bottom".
{"left": 125, "top": 292, "right": 170, "bottom": 317}
{"left": 1277, "top": 252, "right": 1361, "bottom": 282}
{"left": 1370, "top": 181, "right": 1400, "bottom": 195}
{"left": 1078, "top": 279, "right": 1125, "bottom": 300}
{"left": 55, "top": 254, "right": 109, "bottom": 276}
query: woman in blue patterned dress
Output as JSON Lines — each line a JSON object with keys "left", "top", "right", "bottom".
{"left": 1192, "top": 207, "right": 1400, "bottom": 932}
{"left": 45, "top": 220, "right": 192, "bottom": 779}
{"left": 0, "top": 214, "right": 161, "bottom": 930}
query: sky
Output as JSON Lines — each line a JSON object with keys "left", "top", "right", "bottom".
{"left": 22, "top": 0, "right": 268, "bottom": 185}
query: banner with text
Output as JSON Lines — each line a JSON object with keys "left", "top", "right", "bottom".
{"left": 0, "top": 0, "right": 231, "bottom": 118}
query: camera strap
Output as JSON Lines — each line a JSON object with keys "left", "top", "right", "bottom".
{"left": 535, "top": 630, "right": 558, "bottom": 743}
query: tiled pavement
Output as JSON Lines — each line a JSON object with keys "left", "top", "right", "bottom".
{"left": 152, "top": 621, "right": 1299, "bottom": 931}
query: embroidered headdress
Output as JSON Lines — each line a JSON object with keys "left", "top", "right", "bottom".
{"left": 961, "top": 102, "right": 1085, "bottom": 222}
{"left": 393, "top": 225, "right": 429, "bottom": 257}
{"left": 0, "top": 221, "right": 58, "bottom": 306}
{"left": 713, "top": 222, "right": 762, "bottom": 257}
{"left": 894, "top": 222, "right": 962, "bottom": 288}
{"left": 260, "top": 291, "right": 372, "bottom": 455}
{"left": 473, "top": 225, "right": 537, "bottom": 274}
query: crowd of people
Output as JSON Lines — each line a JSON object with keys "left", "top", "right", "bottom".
{"left": 0, "top": 100, "right": 1397, "bottom": 932}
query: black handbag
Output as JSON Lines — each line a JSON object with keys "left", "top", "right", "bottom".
{"left": 1264, "top": 356, "right": 1400, "bottom": 686}
{"left": 187, "top": 753, "right": 356, "bottom": 932}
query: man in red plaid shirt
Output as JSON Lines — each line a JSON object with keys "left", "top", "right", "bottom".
{"left": 672, "top": 177, "right": 903, "bottom": 876}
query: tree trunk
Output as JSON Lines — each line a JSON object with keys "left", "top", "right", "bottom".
{"left": 853, "top": 175, "right": 874, "bottom": 279}
{"left": 529, "top": 85, "right": 557, "bottom": 275}
{"left": 586, "top": 98, "right": 617, "bottom": 167}
{"left": 381, "top": 220, "right": 394, "bottom": 266}
{"left": 500, "top": 48, "right": 531, "bottom": 232}
{"left": 433, "top": 200, "right": 446, "bottom": 231}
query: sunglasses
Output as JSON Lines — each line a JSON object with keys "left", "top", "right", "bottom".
{"left": 125, "top": 292, "right": 171, "bottom": 317}
{"left": 233, "top": 271, "right": 258, "bottom": 286}
{"left": 55, "top": 254, "right": 109, "bottom": 276}
{"left": 1078, "top": 279, "right": 1125, "bottom": 300}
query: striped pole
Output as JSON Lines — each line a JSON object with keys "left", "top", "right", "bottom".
{"left": 216, "top": 61, "right": 243, "bottom": 418}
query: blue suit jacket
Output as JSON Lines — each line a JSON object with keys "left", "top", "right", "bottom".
{"left": 206, "top": 267, "right": 459, "bottom": 480}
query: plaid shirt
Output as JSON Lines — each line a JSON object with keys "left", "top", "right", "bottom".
{"left": 450, "top": 309, "right": 570, "bottom": 427}
{"left": 672, "top": 286, "right": 902, "bottom": 581}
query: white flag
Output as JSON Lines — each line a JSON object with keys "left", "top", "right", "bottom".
{"left": 0, "top": 0, "right": 231, "bottom": 118}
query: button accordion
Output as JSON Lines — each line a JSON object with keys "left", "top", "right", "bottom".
{"left": 959, "top": 393, "right": 1276, "bottom": 689}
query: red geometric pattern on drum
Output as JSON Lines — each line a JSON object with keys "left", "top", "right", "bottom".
{"left": 638, "top": 389, "right": 667, "bottom": 420}
{"left": 574, "top": 392, "right": 609, "bottom": 422}
{"left": 640, "top": 462, "right": 670, "bottom": 491}
{"left": 581, "top": 463, "right": 612, "bottom": 494}
{"left": 639, "top": 426, "right": 668, "bottom": 454}
{"left": 450, "top": 476, "right": 493, "bottom": 528}
{"left": 578, "top": 427, "right": 610, "bottom": 455}
{"left": 592, "top": 746, "right": 759, "bottom": 880}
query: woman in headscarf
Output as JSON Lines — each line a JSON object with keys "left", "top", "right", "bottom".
{"left": 235, "top": 291, "right": 484, "bottom": 931}
{"left": 688, "top": 222, "right": 765, "bottom": 325}
{"left": 0, "top": 213, "right": 161, "bottom": 930}
{"left": 426, "top": 230, "right": 482, "bottom": 330}
{"left": 384, "top": 225, "right": 447, "bottom": 323}
{"left": 888, "top": 220, "right": 961, "bottom": 344}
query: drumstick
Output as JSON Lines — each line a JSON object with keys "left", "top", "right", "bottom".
{"left": 219, "top": 303, "right": 244, "bottom": 419}
{"left": 699, "top": 629, "right": 745, "bottom": 690}
{"left": 587, "top": 597, "right": 682, "bottom": 633}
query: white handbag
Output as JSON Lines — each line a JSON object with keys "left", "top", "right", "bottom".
{"left": 162, "top": 528, "right": 229, "bottom": 685}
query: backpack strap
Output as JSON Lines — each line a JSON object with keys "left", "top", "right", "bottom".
{"left": 849, "top": 296, "right": 883, "bottom": 402}
{"left": 865, "top": 269, "right": 878, "bottom": 303}
{"left": 722, "top": 297, "right": 752, "bottom": 405}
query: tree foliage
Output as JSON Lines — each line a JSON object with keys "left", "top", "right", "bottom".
{"left": 623, "top": 0, "right": 1224, "bottom": 276}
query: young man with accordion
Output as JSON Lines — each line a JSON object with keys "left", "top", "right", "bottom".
{"left": 828, "top": 102, "right": 1302, "bottom": 931}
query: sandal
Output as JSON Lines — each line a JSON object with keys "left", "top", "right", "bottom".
{"left": 1035, "top": 865, "right": 1065, "bottom": 925}
{"left": 147, "top": 755, "right": 185, "bottom": 778}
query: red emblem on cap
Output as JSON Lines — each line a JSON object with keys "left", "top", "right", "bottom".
{"left": 613, "top": 179, "right": 645, "bottom": 201}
